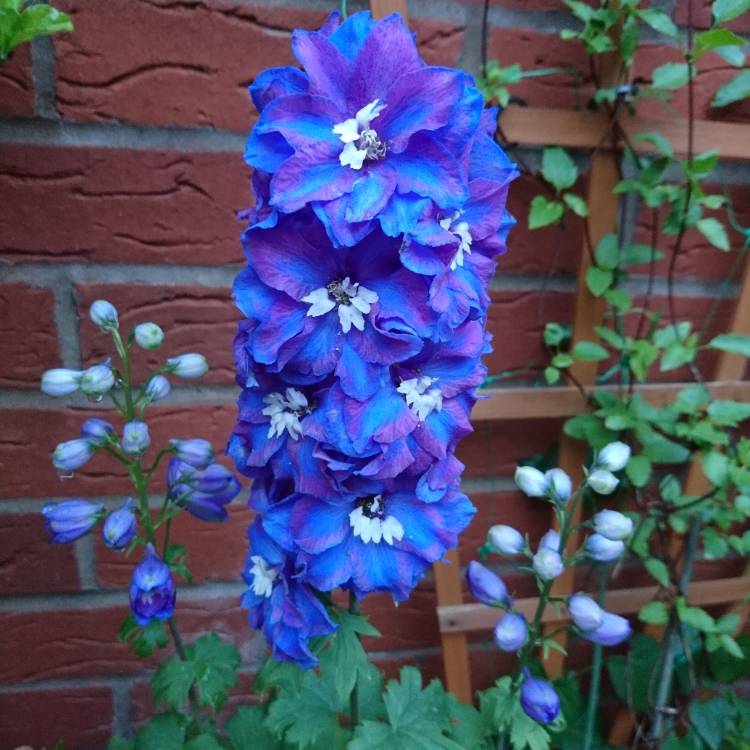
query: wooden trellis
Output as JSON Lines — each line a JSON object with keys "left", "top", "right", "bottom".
{"left": 368, "top": 0, "right": 750, "bottom": 736}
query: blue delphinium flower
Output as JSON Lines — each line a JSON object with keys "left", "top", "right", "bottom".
{"left": 102, "top": 499, "right": 137, "bottom": 550}
{"left": 122, "top": 420, "right": 150, "bottom": 455}
{"left": 167, "top": 459, "right": 242, "bottom": 522}
{"left": 52, "top": 438, "right": 95, "bottom": 473}
{"left": 80, "top": 418, "right": 114, "bottom": 445}
{"left": 466, "top": 561, "right": 512, "bottom": 608}
{"left": 520, "top": 668, "right": 560, "bottom": 724}
{"left": 42, "top": 499, "right": 103, "bottom": 543}
{"left": 129, "top": 543, "right": 176, "bottom": 626}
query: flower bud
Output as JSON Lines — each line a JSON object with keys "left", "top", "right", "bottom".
{"left": 166, "top": 353, "right": 208, "bottom": 378}
{"left": 122, "top": 420, "right": 150, "bottom": 454}
{"left": 493, "top": 612, "right": 527, "bottom": 652}
{"left": 539, "top": 529, "right": 560, "bottom": 552}
{"left": 514, "top": 465, "right": 549, "bottom": 498}
{"left": 90, "top": 300, "right": 118, "bottom": 330}
{"left": 53, "top": 438, "right": 94, "bottom": 473}
{"left": 488, "top": 524, "right": 525, "bottom": 555}
{"left": 585, "top": 612, "right": 631, "bottom": 646}
{"left": 567, "top": 593, "right": 604, "bottom": 632}
{"left": 587, "top": 469, "right": 619, "bottom": 495}
{"left": 596, "top": 441, "right": 631, "bottom": 472}
{"left": 169, "top": 438, "right": 214, "bottom": 469}
{"left": 134, "top": 322, "right": 164, "bottom": 350}
{"left": 80, "top": 418, "right": 114, "bottom": 445}
{"left": 41, "top": 368, "right": 82, "bottom": 397}
{"left": 545, "top": 468, "right": 572, "bottom": 502}
{"left": 593, "top": 510, "right": 633, "bottom": 541}
{"left": 533, "top": 548, "right": 564, "bottom": 581}
{"left": 129, "top": 543, "right": 176, "bottom": 626}
{"left": 466, "top": 561, "right": 512, "bottom": 608}
{"left": 80, "top": 363, "right": 115, "bottom": 397}
{"left": 585, "top": 533, "right": 625, "bottom": 562}
{"left": 42, "top": 499, "right": 103, "bottom": 543}
{"left": 167, "top": 459, "right": 242, "bottom": 522}
{"left": 144, "top": 375, "right": 171, "bottom": 403}
{"left": 102, "top": 499, "right": 137, "bottom": 550}
{"left": 520, "top": 670, "right": 560, "bottom": 725}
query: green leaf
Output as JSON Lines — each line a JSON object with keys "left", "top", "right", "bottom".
{"left": 184, "top": 735, "right": 223, "bottom": 750}
{"left": 621, "top": 244, "right": 663, "bottom": 265}
{"left": 509, "top": 706, "right": 551, "bottom": 750}
{"left": 226, "top": 706, "right": 283, "bottom": 750}
{"left": 541, "top": 147, "right": 578, "bottom": 191}
{"left": 702, "top": 450, "right": 729, "bottom": 486}
{"left": 187, "top": 633, "right": 241, "bottom": 711}
{"left": 606, "top": 634, "right": 661, "bottom": 713}
{"left": 708, "top": 399, "right": 750, "bottom": 426}
{"left": 626, "top": 454, "right": 652, "bottom": 488}
{"left": 572, "top": 340, "right": 608, "bottom": 361}
{"left": 713, "top": 69, "right": 750, "bottom": 107}
{"left": 694, "top": 28, "right": 746, "bottom": 58}
{"left": 645, "top": 558, "right": 671, "bottom": 587}
{"left": 709, "top": 634, "right": 750, "bottom": 682}
{"left": 544, "top": 366, "right": 561, "bottom": 385}
{"left": 660, "top": 339, "right": 697, "bottom": 371}
{"left": 254, "top": 656, "right": 303, "bottom": 695}
{"left": 552, "top": 352, "right": 574, "bottom": 368}
{"left": 444, "top": 693, "right": 485, "bottom": 748}
{"left": 715, "top": 44, "right": 745, "bottom": 67}
{"left": 593, "top": 233, "right": 619, "bottom": 270}
{"left": 119, "top": 616, "right": 168, "bottom": 658}
{"left": 562, "top": 192, "right": 588, "bottom": 217}
{"left": 690, "top": 150, "right": 719, "bottom": 176}
{"left": 108, "top": 739, "right": 135, "bottom": 750}
{"left": 652, "top": 62, "right": 689, "bottom": 90}
{"left": 713, "top": 0, "right": 750, "bottom": 23}
{"left": 697, "top": 217, "right": 730, "bottom": 251}
{"left": 639, "top": 600, "right": 669, "bottom": 625}
{"left": 152, "top": 658, "right": 195, "bottom": 711}
{"left": 543, "top": 322, "right": 570, "bottom": 347}
{"left": 689, "top": 698, "right": 732, "bottom": 750}
{"left": 677, "top": 600, "right": 716, "bottom": 632}
{"left": 1, "top": 4, "right": 72, "bottom": 59}
{"left": 708, "top": 332, "right": 750, "bottom": 357}
{"left": 633, "top": 131, "right": 674, "bottom": 157}
{"left": 528, "top": 195, "right": 565, "bottom": 229}
{"left": 586, "top": 266, "right": 613, "bottom": 297}
{"left": 637, "top": 8, "right": 679, "bottom": 37}
{"left": 134, "top": 713, "right": 185, "bottom": 750}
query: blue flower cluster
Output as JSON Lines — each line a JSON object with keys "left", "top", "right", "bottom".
{"left": 231, "top": 10, "right": 517, "bottom": 668}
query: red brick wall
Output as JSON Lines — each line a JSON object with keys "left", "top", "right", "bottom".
{"left": 1, "top": 1, "right": 748, "bottom": 747}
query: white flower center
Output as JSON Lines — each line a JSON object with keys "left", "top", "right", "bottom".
{"left": 333, "top": 99, "right": 387, "bottom": 170}
{"left": 262, "top": 387, "right": 308, "bottom": 440}
{"left": 397, "top": 376, "right": 443, "bottom": 422}
{"left": 349, "top": 495, "right": 404, "bottom": 546}
{"left": 249, "top": 555, "right": 278, "bottom": 598}
{"left": 440, "top": 212, "right": 473, "bottom": 270}
{"left": 301, "top": 277, "right": 378, "bottom": 334}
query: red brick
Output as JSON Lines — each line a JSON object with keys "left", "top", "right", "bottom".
{"left": 0, "top": 284, "right": 58, "bottom": 388}
{"left": 675, "top": 0, "right": 750, "bottom": 34}
{"left": 54, "top": 0, "right": 463, "bottom": 132}
{"left": 0, "top": 596, "right": 255, "bottom": 681}
{"left": 462, "top": 0, "right": 565, "bottom": 8}
{"left": 0, "top": 513, "right": 80, "bottom": 594}
{"left": 0, "top": 404, "right": 244, "bottom": 499}
{"left": 77, "top": 284, "right": 238, "bottom": 385}
{"left": 0, "top": 145, "right": 248, "bottom": 265}
{"left": 96, "top": 504, "right": 253, "bottom": 587}
{"left": 0, "top": 686, "right": 113, "bottom": 750}
{"left": 0, "top": 45, "right": 34, "bottom": 118}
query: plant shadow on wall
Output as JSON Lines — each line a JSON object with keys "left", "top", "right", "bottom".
{"left": 12, "top": 1, "right": 750, "bottom": 750}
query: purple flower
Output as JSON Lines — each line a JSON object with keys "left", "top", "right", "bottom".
{"left": 167, "top": 459, "right": 242, "bottom": 522}
{"left": 520, "top": 669, "right": 560, "bottom": 725}
{"left": 102, "top": 499, "right": 137, "bottom": 550}
{"left": 584, "top": 612, "right": 632, "bottom": 646}
{"left": 122, "top": 420, "right": 150, "bottom": 454}
{"left": 494, "top": 612, "right": 527, "bottom": 652}
{"left": 41, "top": 368, "right": 82, "bottom": 397}
{"left": 245, "top": 12, "right": 485, "bottom": 245}
{"left": 242, "top": 519, "right": 336, "bottom": 668}
{"left": 42, "top": 499, "right": 103, "bottom": 543}
{"left": 80, "top": 418, "right": 114, "bottom": 445}
{"left": 586, "top": 533, "right": 625, "bottom": 562}
{"left": 169, "top": 439, "right": 214, "bottom": 469}
{"left": 568, "top": 594, "right": 604, "bottom": 632}
{"left": 52, "top": 438, "right": 94, "bottom": 473}
{"left": 129, "top": 543, "right": 176, "bottom": 626}
{"left": 466, "top": 561, "right": 512, "bottom": 608}
{"left": 144, "top": 375, "right": 171, "bottom": 403}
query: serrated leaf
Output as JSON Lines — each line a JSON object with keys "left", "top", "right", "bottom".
{"left": 152, "top": 658, "right": 195, "bottom": 711}
{"left": 134, "top": 713, "right": 185, "bottom": 750}
{"left": 639, "top": 600, "right": 669, "bottom": 625}
{"left": 541, "top": 147, "right": 578, "bottom": 191}
{"left": 184, "top": 735, "right": 223, "bottom": 750}
{"left": 652, "top": 62, "right": 689, "bottom": 90}
{"left": 254, "top": 656, "right": 303, "bottom": 695}
{"left": 529, "top": 195, "right": 565, "bottom": 229}
{"left": 509, "top": 705, "right": 550, "bottom": 750}
{"left": 586, "top": 266, "right": 613, "bottom": 297}
{"left": 713, "top": 69, "right": 750, "bottom": 107}
{"left": 697, "top": 217, "right": 730, "bottom": 251}
{"left": 187, "top": 633, "right": 241, "bottom": 711}
{"left": 708, "top": 332, "right": 750, "bottom": 357}
{"left": 713, "top": 0, "right": 750, "bottom": 23}
{"left": 226, "top": 706, "right": 283, "bottom": 750}
{"left": 318, "top": 611, "right": 371, "bottom": 704}
{"left": 572, "top": 340, "right": 608, "bottom": 361}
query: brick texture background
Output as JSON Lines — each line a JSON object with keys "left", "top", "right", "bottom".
{"left": 0, "top": 0, "right": 748, "bottom": 747}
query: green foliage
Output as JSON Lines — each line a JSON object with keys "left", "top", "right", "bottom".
{"left": 529, "top": 195, "right": 565, "bottom": 229}
{"left": 482, "top": 677, "right": 550, "bottom": 750}
{"left": 119, "top": 614, "right": 169, "bottom": 658}
{"left": 226, "top": 706, "right": 284, "bottom": 750}
{"left": 606, "top": 634, "right": 661, "bottom": 713}
{"left": 0, "top": 0, "right": 72, "bottom": 61}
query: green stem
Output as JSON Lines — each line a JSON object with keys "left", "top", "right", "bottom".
{"left": 348, "top": 591, "right": 361, "bottom": 730}
{"left": 582, "top": 568, "right": 607, "bottom": 750}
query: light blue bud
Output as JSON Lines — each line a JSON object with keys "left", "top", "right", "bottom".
{"left": 514, "top": 465, "right": 549, "bottom": 498}
{"left": 585, "top": 533, "right": 625, "bottom": 562}
{"left": 488, "top": 524, "right": 525, "bottom": 555}
{"left": 169, "top": 439, "right": 214, "bottom": 469}
{"left": 90, "top": 300, "right": 118, "bottom": 329}
{"left": 80, "top": 418, "right": 114, "bottom": 445}
{"left": 494, "top": 612, "right": 527, "bottom": 652}
{"left": 41, "top": 368, "right": 83, "bottom": 397}
{"left": 122, "top": 421, "right": 150, "bottom": 454}
{"left": 53, "top": 439, "right": 94, "bottom": 473}
{"left": 539, "top": 529, "right": 560, "bottom": 552}
{"left": 466, "top": 561, "right": 513, "bottom": 608}
{"left": 593, "top": 510, "right": 634, "bottom": 541}
{"left": 545, "top": 468, "right": 572, "bottom": 502}
{"left": 134, "top": 322, "right": 164, "bottom": 350}
{"left": 587, "top": 469, "right": 619, "bottom": 495}
{"left": 144, "top": 375, "right": 170, "bottom": 402}
{"left": 102, "top": 499, "right": 137, "bottom": 550}
{"left": 80, "top": 363, "right": 115, "bottom": 396}
{"left": 585, "top": 612, "right": 631, "bottom": 646}
{"left": 596, "top": 441, "right": 631, "bottom": 472}
{"left": 533, "top": 548, "right": 564, "bottom": 581}
{"left": 166, "top": 353, "right": 208, "bottom": 378}
{"left": 567, "top": 593, "right": 604, "bottom": 631}
{"left": 520, "top": 669, "right": 560, "bottom": 725}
